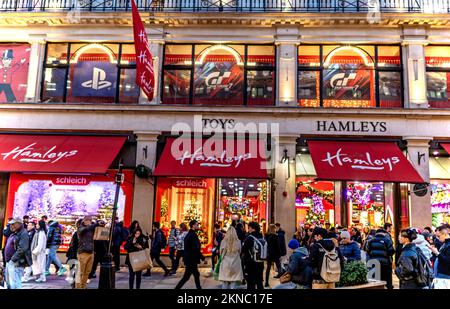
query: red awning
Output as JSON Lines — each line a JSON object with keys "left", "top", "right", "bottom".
{"left": 308, "top": 140, "right": 424, "bottom": 183}
{"left": 0, "top": 135, "right": 126, "bottom": 174}
{"left": 441, "top": 143, "right": 450, "bottom": 156}
{"left": 153, "top": 137, "right": 269, "bottom": 178}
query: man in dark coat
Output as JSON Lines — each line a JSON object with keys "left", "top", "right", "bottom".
{"left": 8, "top": 218, "right": 32, "bottom": 289}
{"left": 150, "top": 222, "right": 170, "bottom": 276}
{"left": 366, "top": 228, "right": 396, "bottom": 289}
{"left": 111, "top": 218, "right": 127, "bottom": 272}
{"left": 242, "top": 221, "right": 265, "bottom": 290}
{"left": 175, "top": 220, "right": 205, "bottom": 289}
{"left": 431, "top": 224, "right": 450, "bottom": 278}
{"left": 275, "top": 223, "right": 287, "bottom": 257}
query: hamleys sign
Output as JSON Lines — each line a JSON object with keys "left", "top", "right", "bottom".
{"left": 0, "top": 135, "right": 126, "bottom": 173}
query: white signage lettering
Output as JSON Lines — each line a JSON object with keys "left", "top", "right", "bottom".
{"left": 176, "top": 147, "right": 252, "bottom": 168}
{"left": 1, "top": 143, "right": 78, "bottom": 164}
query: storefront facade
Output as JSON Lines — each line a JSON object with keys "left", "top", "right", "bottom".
{"left": 2, "top": 2, "right": 450, "bottom": 246}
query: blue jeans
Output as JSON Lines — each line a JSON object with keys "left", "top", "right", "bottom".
{"left": 5, "top": 261, "right": 23, "bottom": 289}
{"left": 46, "top": 245, "right": 62, "bottom": 272}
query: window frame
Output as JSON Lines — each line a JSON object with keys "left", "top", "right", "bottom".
{"left": 297, "top": 44, "right": 403, "bottom": 108}
{"left": 40, "top": 42, "right": 138, "bottom": 104}
{"left": 161, "top": 43, "right": 276, "bottom": 106}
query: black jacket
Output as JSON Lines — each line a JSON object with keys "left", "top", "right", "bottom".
{"left": 77, "top": 223, "right": 98, "bottom": 254}
{"left": 66, "top": 231, "right": 79, "bottom": 261}
{"left": 437, "top": 238, "right": 450, "bottom": 276}
{"left": 367, "top": 232, "right": 395, "bottom": 265}
{"left": 395, "top": 243, "right": 421, "bottom": 289}
{"left": 242, "top": 231, "right": 263, "bottom": 266}
{"left": 309, "top": 239, "right": 344, "bottom": 281}
{"left": 124, "top": 235, "right": 148, "bottom": 266}
{"left": 277, "top": 229, "right": 287, "bottom": 256}
{"left": 11, "top": 225, "right": 32, "bottom": 268}
{"left": 183, "top": 229, "right": 204, "bottom": 266}
{"left": 265, "top": 233, "right": 281, "bottom": 262}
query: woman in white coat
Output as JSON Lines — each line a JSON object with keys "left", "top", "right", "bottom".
{"left": 32, "top": 220, "right": 48, "bottom": 283}
{"left": 219, "top": 226, "right": 243, "bottom": 289}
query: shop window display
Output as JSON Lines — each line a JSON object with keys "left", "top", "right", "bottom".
{"left": 42, "top": 43, "right": 138, "bottom": 104}
{"left": 346, "top": 182, "right": 385, "bottom": 229}
{"left": 295, "top": 178, "right": 335, "bottom": 227}
{"left": 5, "top": 171, "right": 134, "bottom": 251}
{"left": 430, "top": 181, "right": 450, "bottom": 227}
{"left": 425, "top": 46, "right": 450, "bottom": 108}
{"left": 162, "top": 44, "right": 275, "bottom": 105}
{"left": 218, "top": 178, "right": 268, "bottom": 229}
{"left": 155, "top": 178, "right": 215, "bottom": 255}
{"left": 0, "top": 43, "right": 31, "bottom": 103}
{"left": 298, "top": 45, "right": 402, "bottom": 108}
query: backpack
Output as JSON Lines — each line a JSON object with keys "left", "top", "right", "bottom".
{"left": 319, "top": 244, "right": 341, "bottom": 283}
{"left": 249, "top": 235, "right": 267, "bottom": 262}
{"left": 414, "top": 247, "right": 434, "bottom": 288}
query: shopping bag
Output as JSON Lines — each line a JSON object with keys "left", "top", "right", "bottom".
{"left": 432, "top": 278, "right": 450, "bottom": 289}
{"left": 129, "top": 249, "right": 153, "bottom": 272}
{"left": 94, "top": 227, "right": 110, "bottom": 241}
{"left": 213, "top": 255, "right": 222, "bottom": 281}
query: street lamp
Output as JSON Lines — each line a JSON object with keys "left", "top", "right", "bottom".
{"left": 99, "top": 159, "right": 124, "bottom": 289}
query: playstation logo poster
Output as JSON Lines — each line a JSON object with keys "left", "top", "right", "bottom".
{"left": 193, "top": 52, "right": 244, "bottom": 105}
{"left": 72, "top": 61, "right": 117, "bottom": 99}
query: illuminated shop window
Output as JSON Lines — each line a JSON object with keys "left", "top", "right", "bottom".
{"left": 346, "top": 182, "right": 385, "bottom": 229}
{"left": 298, "top": 45, "right": 402, "bottom": 108}
{"left": 41, "top": 43, "right": 138, "bottom": 104}
{"left": 425, "top": 46, "right": 450, "bottom": 108}
{"left": 430, "top": 181, "right": 450, "bottom": 227}
{"left": 295, "top": 178, "right": 335, "bottom": 227}
{"left": 162, "top": 44, "right": 275, "bottom": 105}
{"left": 0, "top": 43, "right": 31, "bottom": 103}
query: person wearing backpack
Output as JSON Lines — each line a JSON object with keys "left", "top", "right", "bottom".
{"left": 149, "top": 222, "right": 170, "bottom": 276}
{"left": 309, "top": 227, "right": 344, "bottom": 289}
{"left": 242, "top": 221, "right": 266, "bottom": 290}
{"left": 366, "top": 228, "right": 396, "bottom": 289}
{"left": 395, "top": 228, "right": 433, "bottom": 289}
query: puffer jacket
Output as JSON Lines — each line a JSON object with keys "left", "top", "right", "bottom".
{"left": 339, "top": 241, "right": 362, "bottom": 262}
{"left": 413, "top": 234, "right": 432, "bottom": 261}
{"left": 46, "top": 221, "right": 63, "bottom": 248}
{"left": 366, "top": 232, "right": 395, "bottom": 265}
{"left": 286, "top": 247, "right": 312, "bottom": 287}
{"left": 395, "top": 243, "right": 421, "bottom": 289}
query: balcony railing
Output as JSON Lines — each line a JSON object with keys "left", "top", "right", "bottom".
{"left": 1, "top": 0, "right": 449, "bottom": 13}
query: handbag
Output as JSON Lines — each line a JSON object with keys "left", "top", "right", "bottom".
{"left": 129, "top": 248, "right": 153, "bottom": 272}
{"left": 94, "top": 227, "right": 110, "bottom": 241}
{"left": 432, "top": 278, "right": 450, "bottom": 289}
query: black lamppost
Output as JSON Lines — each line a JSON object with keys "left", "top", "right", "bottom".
{"left": 99, "top": 159, "right": 123, "bottom": 289}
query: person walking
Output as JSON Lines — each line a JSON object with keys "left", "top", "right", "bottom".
{"left": 366, "top": 228, "right": 396, "bottom": 289}
{"left": 6, "top": 218, "right": 32, "bottom": 289}
{"left": 66, "top": 218, "right": 82, "bottom": 288}
{"left": 31, "top": 220, "right": 47, "bottom": 283}
{"left": 273, "top": 239, "right": 313, "bottom": 289}
{"left": 89, "top": 220, "right": 108, "bottom": 279}
{"left": 111, "top": 218, "right": 127, "bottom": 272}
{"left": 395, "top": 228, "right": 427, "bottom": 289}
{"left": 45, "top": 220, "right": 66, "bottom": 277}
{"left": 150, "top": 222, "right": 170, "bottom": 276}
{"left": 211, "top": 223, "right": 225, "bottom": 272}
{"left": 242, "top": 221, "right": 265, "bottom": 290}
{"left": 218, "top": 226, "right": 243, "bottom": 289}
{"left": 76, "top": 216, "right": 97, "bottom": 289}
{"left": 339, "top": 230, "right": 362, "bottom": 262}
{"left": 22, "top": 221, "right": 36, "bottom": 282}
{"left": 264, "top": 224, "right": 282, "bottom": 287}
{"left": 275, "top": 223, "right": 287, "bottom": 277}
{"left": 175, "top": 220, "right": 205, "bottom": 289}
{"left": 171, "top": 223, "right": 188, "bottom": 274}
{"left": 430, "top": 224, "right": 450, "bottom": 279}
{"left": 310, "top": 227, "right": 344, "bottom": 289}
{"left": 168, "top": 220, "right": 180, "bottom": 272}
{"left": 124, "top": 228, "right": 147, "bottom": 289}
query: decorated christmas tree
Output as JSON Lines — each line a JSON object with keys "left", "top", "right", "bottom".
{"left": 97, "top": 185, "right": 115, "bottom": 222}
{"left": 183, "top": 197, "right": 202, "bottom": 223}
{"left": 55, "top": 192, "right": 77, "bottom": 216}
{"left": 305, "top": 195, "right": 325, "bottom": 226}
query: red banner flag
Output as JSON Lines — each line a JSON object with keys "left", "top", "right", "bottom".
{"left": 131, "top": 0, "right": 154, "bottom": 101}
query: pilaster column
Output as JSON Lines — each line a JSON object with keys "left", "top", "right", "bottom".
{"left": 274, "top": 135, "right": 298, "bottom": 245}
{"left": 404, "top": 136, "right": 432, "bottom": 228}
{"left": 139, "top": 29, "right": 164, "bottom": 105}
{"left": 402, "top": 27, "right": 429, "bottom": 108}
{"left": 25, "top": 34, "right": 46, "bottom": 103}
{"left": 132, "top": 131, "right": 160, "bottom": 234}
{"left": 275, "top": 26, "right": 299, "bottom": 107}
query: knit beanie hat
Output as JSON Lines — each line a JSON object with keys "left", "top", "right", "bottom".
{"left": 288, "top": 239, "right": 300, "bottom": 250}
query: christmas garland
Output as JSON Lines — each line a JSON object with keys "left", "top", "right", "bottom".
{"left": 297, "top": 182, "right": 334, "bottom": 204}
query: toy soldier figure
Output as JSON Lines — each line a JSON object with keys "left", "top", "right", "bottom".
{"left": 0, "top": 49, "right": 27, "bottom": 103}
